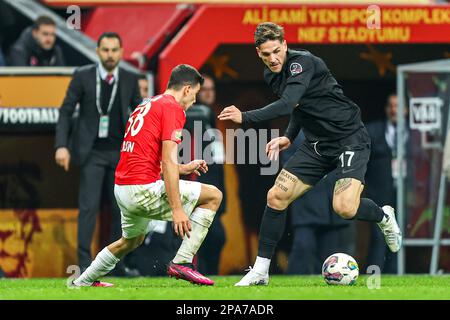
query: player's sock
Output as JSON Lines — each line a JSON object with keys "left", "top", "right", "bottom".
{"left": 73, "top": 247, "right": 120, "bottom": 286}
{"left": 173, "top": 207, "right": 215, "bottom": 264}
{"left": 353, "top": 198, "right": 385, "bottom": 222}
{"left": 252, "top": 256, "right": 271, "bottom": 275}
{"left": 257, "top": 206, "right": 287, "bottom": 261}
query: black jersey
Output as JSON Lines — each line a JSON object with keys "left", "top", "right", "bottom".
{"left": 242, "top": 49, "right": 363, "bottom": 142}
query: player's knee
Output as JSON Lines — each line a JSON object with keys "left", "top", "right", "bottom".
{"left": 267, "top": 186, "right": 289, "bottom": 210}
{"left": 135, "top": 235, "right": 146, "bottom": 248}
{"left": 115, "top": 238, "right": 133, "bottom": 252}
{"left": 201, "top": 184, "right": 222, "bottom": 211}
{"left": 333, "top": 200, "right": 358, "bottom": 220}
{"left": 120, "top": 235, "right": 144, "bottom": 252}
{"left": 211, "top": 186, "right": 223, "bottom": 209}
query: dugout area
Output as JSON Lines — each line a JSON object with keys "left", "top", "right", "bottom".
{"left": 1, "top": 2, "right": 450, "bottom": 278}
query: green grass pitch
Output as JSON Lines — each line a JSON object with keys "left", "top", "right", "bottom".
{"left": 0, "top": 275, "right": 449, "bottom": 300}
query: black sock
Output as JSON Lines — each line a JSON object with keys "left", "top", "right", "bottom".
{"left": 353, "top": 198, "right": 385, "bottom": 222}
{"left": 258, "top": 206, "right": 287, "bottom": 259}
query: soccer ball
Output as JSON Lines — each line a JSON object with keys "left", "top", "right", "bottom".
{"left": 322, "top": 253, "right": 359, "bottom": 285}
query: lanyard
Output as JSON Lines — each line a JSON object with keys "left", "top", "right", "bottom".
{"left": 96, "top": 67, "right": 119, "bottom": 115}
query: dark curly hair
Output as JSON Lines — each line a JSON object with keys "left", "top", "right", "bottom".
{"left": 254, "top": 22, "right": 285, "bottom": 47}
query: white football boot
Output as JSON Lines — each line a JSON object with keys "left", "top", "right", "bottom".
{"left": 377, "top": 205, "right": 402, "bottom": 252}
{"left": 234, "top": 267, "right": 269, "bottom": 287}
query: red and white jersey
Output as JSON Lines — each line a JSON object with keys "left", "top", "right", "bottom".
{"left": 115, "top": 94, "right": 186, "bottom": 185}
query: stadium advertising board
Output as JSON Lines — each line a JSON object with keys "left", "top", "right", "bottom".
{"left": 0, "top": 68, "right": 73, "bottom": 132}
{"left": 158, "top": 4, "right": 450, "bottom": 90}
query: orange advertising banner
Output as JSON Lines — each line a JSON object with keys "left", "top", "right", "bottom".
{"left": 0, "top": 69, "right": 73, "bottom": 107}
{"left": 241, "top": 6, "right": 450, "bottom": 44}
{"left": 158, "top": 4, "right": 450, "bottom": 90}
{"left": 0, "top": 68, "right": 73, "bottom": 131}
{"left": 0, "top": 76, "right": 71, "bottom": 108}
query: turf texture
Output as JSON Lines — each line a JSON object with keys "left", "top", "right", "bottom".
{"left": 0, "top": 275, "right": 449, "bottom": 300}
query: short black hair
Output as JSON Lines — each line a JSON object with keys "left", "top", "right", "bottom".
{"left": 97, "top": 32, "right": 122, "bottom": 47}
{"left": 137, "top": 73, "right": 147, "bottom": 81}
{"left": 385, "top": 93, "right": 397, "bottom": 108}
{"left": 201, "top": 73, "right": 214, "bottom": 83}
{"left": 254, "top": 22, "right": 285, "bottom": 47}
{"left": 167, "top": 64, "right": 204, "bottom": 90}
{"left": 33, "top": 15, "right": 56, "bottom": 30}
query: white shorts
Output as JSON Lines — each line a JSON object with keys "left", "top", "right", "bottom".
{"left": 114, "top": 180, "right": 202, "bottom": 239}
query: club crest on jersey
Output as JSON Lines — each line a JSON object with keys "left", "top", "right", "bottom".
{"left": 290, "top": 62, "right": 303, "bottom": 76}
{"left": 174, "top": 130, "right": 183, "bottom": 141}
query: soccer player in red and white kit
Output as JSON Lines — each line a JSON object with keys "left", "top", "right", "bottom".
{"left": 72, "top": 64, "right": 222, "bottom": 287}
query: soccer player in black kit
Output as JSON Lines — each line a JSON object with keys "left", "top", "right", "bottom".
{"left": 218, "top": 22, "right": 402, "bottom": 286}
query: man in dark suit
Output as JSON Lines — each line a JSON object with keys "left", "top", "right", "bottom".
{"left": 54, "top": 32, "right": 142, "bottom": 271}
{"left": 365, "top": 93, "right": 407, "bottom": 273}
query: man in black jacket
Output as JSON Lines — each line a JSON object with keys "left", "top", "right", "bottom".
{"left": 55, "top": 32, "right": 141, "bottom": 271}
{"left": 7, "top": 15, "right": 65, "bottom": 67}
{"left": 0, "top": 1, "right": 15, "bottom": 67}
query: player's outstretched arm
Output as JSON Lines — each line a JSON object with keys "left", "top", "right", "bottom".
{"left": 162, "top": 140, "right": 192, "bottom": 239}
{"left": 218, "top": 84, "right": 306, "bottom": 125}
{"left": 179, "top": 160, "right": 208, "bottom": 176}
{"left": 284, "top": 112, "right": 302, "bottom": 143}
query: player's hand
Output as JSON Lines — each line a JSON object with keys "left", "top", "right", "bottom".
{"left": 265, "top": 136, "right": 291, "bottom": 161}
{"left": 172, "top": 208, "right": 191, "bottom": 239}
{"left": 55, "top": 147, "right": 71, "bottom": 171}
{"left": 218, "top": 105, "right": 242, "bottom": 124}
{"left": 182, "top": 160, "right": 208, "bottom": 176}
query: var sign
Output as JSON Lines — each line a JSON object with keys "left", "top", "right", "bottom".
{"left": 410, "top": 97, "right": 443, "bottom": 132}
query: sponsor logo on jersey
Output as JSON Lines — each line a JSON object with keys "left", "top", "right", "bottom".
{"left": 290, "top": 62, "right": 303, "bottom": 76}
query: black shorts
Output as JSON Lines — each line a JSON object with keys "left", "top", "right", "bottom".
{"left": 283, "top": 127, "right": 371, "bottom": 186}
